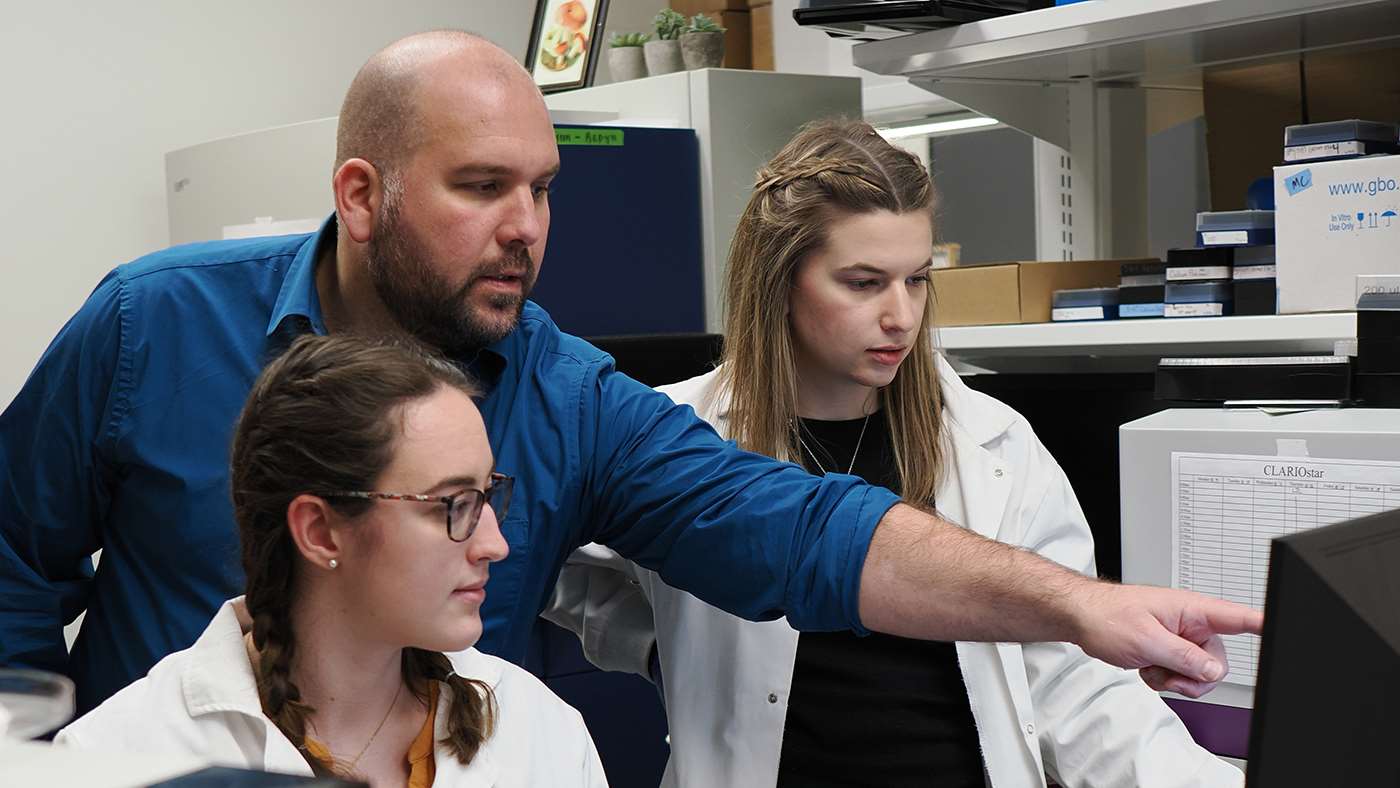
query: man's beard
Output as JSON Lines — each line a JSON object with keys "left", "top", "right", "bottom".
{"left": 366, "top": 199, "right": 536, "bottom": 356}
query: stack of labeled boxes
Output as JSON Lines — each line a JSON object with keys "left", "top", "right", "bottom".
{"left": 1117, "top": 261, "right": 1166, "bottom": 319}
{"left": 1274, "top": 120, "right": 1400, "bottom": 314}
{"left": 1052, "top": 210, "right": 1279, "bottom": 322}
{"left": 1165, "top": 210, "right": 1276, "bottom": 318}
{"left": 1038, "top": 117, "right": 1400, "bottom": 324}
{"left": 932, "top": 258, "right": 1148, "bottom": 326}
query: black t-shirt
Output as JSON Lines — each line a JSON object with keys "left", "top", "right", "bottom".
{"left": 776, "top": 410, "right": 985, "bottom": 787}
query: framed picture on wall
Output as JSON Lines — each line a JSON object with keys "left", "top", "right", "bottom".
{"left": 525, "top": 0, "right": 610, "bottom": 93}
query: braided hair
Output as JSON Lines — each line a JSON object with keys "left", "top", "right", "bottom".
{"left": 230, "top": 333, "right": 497, "bottom": 775}
{"left": 752, "top": 156, "right": 885, "bottom": 195}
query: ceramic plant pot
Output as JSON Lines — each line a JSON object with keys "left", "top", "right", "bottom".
{"left": 608, "top": 46, "right": 648, "bottom": 81}
{"left": 643, "top": 39, "right": 684, "bottom": 75}
{"left": 680, "top": 31, "right": 725, "bottom": 69}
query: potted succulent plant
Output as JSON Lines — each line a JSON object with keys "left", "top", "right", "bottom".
{"left": 607, "top": 32, "right": 650, "bottom": 82}
{"left": 681, "top": 13, "right": 726, "bottom": 70}
{"left": 643, "top": 8, "right": 686, "bottom": 76}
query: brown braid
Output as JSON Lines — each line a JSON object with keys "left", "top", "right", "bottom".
{"left": 754, "top": 156, "right": 886, "bottom": 194}
{"left": 250, "top": 606, "right": 333, "bottom": 774}
{"left": 404, "top": 649, "right": 498, "bottom": 763}
{"left": 231, "top": 334, "right": 498, "bottom": 775}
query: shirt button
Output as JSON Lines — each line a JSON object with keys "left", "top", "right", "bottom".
{"left": 994, "top": 468, "right": 1004, "bottom": 478}
{"left": 1025, "top": 723, "right": 1035, "bottom": 735}
{"left": 768, "top": 693, "right": 779, "bottom": 704}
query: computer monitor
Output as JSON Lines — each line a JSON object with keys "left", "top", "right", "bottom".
{"left": 586, "top": 333, "right": 722, "bottom": 387}
{"left": 1246, "top": 507, "right": 1400, "bottom": 786}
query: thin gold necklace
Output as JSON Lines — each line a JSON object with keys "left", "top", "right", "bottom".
{"left": 304, "top": 679, "right": 403, "bottom": 772}
{"left": 347, "top": 680, "right": 402, "bottom": 772}
{"left": 797, "top": 412, "right": 871, "bottom": 476}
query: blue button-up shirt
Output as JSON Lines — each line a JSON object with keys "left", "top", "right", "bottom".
{"left": 0, "top": 219, "right": 899, "bottom": 714}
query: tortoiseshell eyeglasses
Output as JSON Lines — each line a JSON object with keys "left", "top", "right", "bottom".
{"left": 322, "top": 472, "right": 514, "bottom": 542}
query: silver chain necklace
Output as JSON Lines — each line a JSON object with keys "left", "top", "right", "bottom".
{"left": 797, "top": 413, "right": 871, "bottom": 476}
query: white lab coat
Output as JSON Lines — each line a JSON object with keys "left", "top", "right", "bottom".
{"left": 57, "top": 597, "right": 608, "bottom": 787}
{"left": 546, "top": 356, "right": 1242, "bottom": 788}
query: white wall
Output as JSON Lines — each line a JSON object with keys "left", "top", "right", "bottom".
{"left": 0, "top": 0, "right": 656, "bottom": 407}
{"left": 1, "top": 0, "right": 934, "bottom": 408}
{"left": 591, "top": 0, "right": 659, "bottom": 86}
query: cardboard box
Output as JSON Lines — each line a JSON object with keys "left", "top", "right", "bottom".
{"left": 933, "top": 263, "right": 1021, "bottom": 326}
{"left": 670, "top": 0, "right": 751, "bottom": 15}
{"left": 1274, "top": 154, "right": 1400, "bottom": 314}
{"left": 1202, "top": 61, "right": 1302, "bottom": 211}
{"left": 721, "top": 10, "right": 751, "bottom": 69}
{"left": 751, "top": 3, "right": 773, "bottom": 71}
{"left": 1203, "top": 45, "right": 1400, "bottom": 209}
{"left": 932, "top": 259, "right": 1137, "bottom": 326}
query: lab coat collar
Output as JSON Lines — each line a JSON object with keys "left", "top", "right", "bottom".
{"left": 430, "top": 655, "right": 505, "bottom": 786}
{"left": 179, "top": 597, "right": 507, "bottom": 783}
{"left": 681, "top": 354, "right": 1017, "bottom": 540}
{"left": 179, "top": 598, "right": 309, "bottom": 773}
{"left": 180, "top": 598, "right": 267, "bottom": 721}
{"left": 933, "top": 357, "right": 1016, "bottom": 542}
{"left": 932, "top": 353, "right": 1018, "bottom": 449}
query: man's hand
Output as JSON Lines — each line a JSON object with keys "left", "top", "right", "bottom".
{"left": 859, "top": 504, "right": 1263, "bottom": 694}
{"left": 1072, "top": 582, "right": 1263, "bottom": 698}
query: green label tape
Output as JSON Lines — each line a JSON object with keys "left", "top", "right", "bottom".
{"left": 555, "top": 127, "right": 625, "bottom": 146}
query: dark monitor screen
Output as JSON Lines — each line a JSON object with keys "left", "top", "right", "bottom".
{"left": 1246, "top": 507, "right": 1400, "bottom": 786}
{"left": 586, "top": 333, "right": 722, "bottom": 388}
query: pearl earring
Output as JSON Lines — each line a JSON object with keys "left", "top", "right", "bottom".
{"left": 328, "top": 559, "right": 339, "bottom": 569}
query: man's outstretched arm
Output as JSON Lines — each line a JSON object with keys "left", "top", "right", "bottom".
{"left": 860, "top": 504, "right": 1261, "bottom": 698}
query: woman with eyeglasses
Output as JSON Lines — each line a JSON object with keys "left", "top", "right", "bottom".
{"left": 58, "top": 334, "right": 607, "bottom": 787}
{"left": 547, "top": 119, "right": 1242, "bottom": 787}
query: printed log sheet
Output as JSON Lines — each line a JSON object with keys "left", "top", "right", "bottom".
{"left": 1172, "top": 452, "right": 1400, "bottom": 686}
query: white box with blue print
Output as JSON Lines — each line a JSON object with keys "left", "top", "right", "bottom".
{"left": 1274, "top": 154, "right": 1400, "bottom": 314}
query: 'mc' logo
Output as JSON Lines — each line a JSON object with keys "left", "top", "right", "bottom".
{"left": 1283, "top": 169, "right": 1313, "bottom": 197}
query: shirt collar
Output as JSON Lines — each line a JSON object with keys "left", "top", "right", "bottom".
{"left": 460, "top": 345, "right": 509, "bottom": 392}
{"left": 265, "top": 214, "right": 336, "bottom": 339}
{"left": 261, "top": 213, "right": 519, "bottom": 386}
{"left": 180, "top": 597, "right": 265, "bottom": 720}
{"left": 458, "top": 301, "right": 548, "bottom": 391}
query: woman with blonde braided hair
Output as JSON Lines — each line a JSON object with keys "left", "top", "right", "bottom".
{"left": 547, "top": 119, "right": 1241, "bottom": 787}
{"left": 58, "top": 334, "right": 607, "bottom": 787}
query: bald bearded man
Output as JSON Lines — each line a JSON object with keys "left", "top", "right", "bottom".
{"left": 0, "top": 31, "right": 1259, "bottom": 716}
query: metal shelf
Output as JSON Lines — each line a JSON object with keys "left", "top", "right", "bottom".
{"left": 853, "top": 0, "right": 1400, "bottom": 87}
{"left": 847, "top": 0, "right": 1400, "bottom": 275}
{"left": 851, "top": 0, "right": 1400, "bottom": 152}
{"left": 935, "top": 313, "right": 1357, "bottom": 373}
